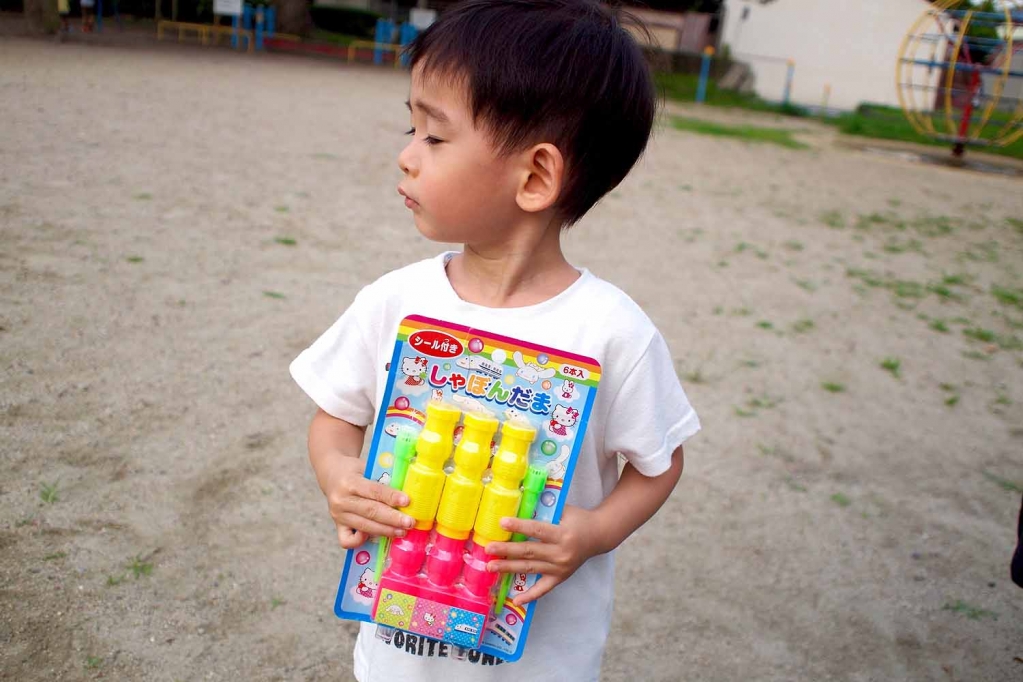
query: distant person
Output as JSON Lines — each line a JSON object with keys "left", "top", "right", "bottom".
{"left": 80, "top": 0, "right": 95, "bottom": 32}
{"left": 1013, "top": 495, "right": 1022, "bottom": 587}
{"left": 57, "top": 0, "right": 70, "bottom": 38}
{"left": 289, "top": 1, "right": 701, "bottom": 680}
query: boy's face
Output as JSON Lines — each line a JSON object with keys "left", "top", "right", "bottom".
{"left": 398, "top": 66, "right": 521, "bottom": 245}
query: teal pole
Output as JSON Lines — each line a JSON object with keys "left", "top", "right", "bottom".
{"left": 696, "top": 46, "right": 715, "bottom": 104}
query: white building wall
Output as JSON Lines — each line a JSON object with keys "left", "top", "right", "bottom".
{"left": 721, "top": 0, "right": 936, "bottom": 111}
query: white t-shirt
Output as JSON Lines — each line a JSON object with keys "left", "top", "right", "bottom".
{"left": 290, "top": 252, "right": 700, "bottom": 682}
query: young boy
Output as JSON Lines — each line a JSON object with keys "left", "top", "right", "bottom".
{"left": 290, "top": 1, "right": 701, "bottom": 679}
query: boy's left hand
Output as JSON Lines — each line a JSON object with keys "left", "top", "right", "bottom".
{"left": 485, "top": 504, "right": 605, "bottom": 606}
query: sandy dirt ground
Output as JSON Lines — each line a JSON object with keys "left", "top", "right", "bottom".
{"left": 2, "top": 36, "right": 1022, "bottom": 681}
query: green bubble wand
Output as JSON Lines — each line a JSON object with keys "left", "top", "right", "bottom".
{"left": 494, "top": 464, "right": 548, "bottom": 614}
{"left": 374, "top": 427, "right": 417, "bottom": 582}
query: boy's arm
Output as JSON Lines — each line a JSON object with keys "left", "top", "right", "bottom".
{"left": 588, "top": 446, "right": 685, "bottom": 555}
{"left": 308, "top": 409, "right": 414, "bottom": 549}
{"left": 486, "top": 446, "right": 684, "bottom": 605}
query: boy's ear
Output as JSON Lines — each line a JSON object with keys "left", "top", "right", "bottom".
{"left": 515, "top": 143, "right": 565, "bottom": 214}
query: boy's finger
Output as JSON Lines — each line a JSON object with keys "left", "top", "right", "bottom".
{"left": 354, "top": 498, "right": 415, "bottom": 530}
{"left": 338, "top": 512, "right": 410, "bottom": 539}
{"left": 512, "top": 574, "right": 559, "bottom": 606}
{"left": 499, "top": 516, "right": 557, "bottom": 542}
{"left": 353, "top": 477, "right": 409, "bottom": 508}
{"left": 485, "top": 559, "right": 554, "bottom": 576}
{"left": 485, "top": 540, "right": 552, "bottom": 561}
{"left": 338, "top": 526, "right": 367, "bottom": 549}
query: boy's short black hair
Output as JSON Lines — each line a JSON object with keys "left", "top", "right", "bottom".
{"left": 407, "top": 0, "right": 656, "bottom": 226}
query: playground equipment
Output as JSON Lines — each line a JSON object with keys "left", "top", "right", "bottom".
{"left": 897, "top": 0, "right": 1023, "bottom": 157}
{"left": 156, "top": 3, "right": 275, "bottom": 52}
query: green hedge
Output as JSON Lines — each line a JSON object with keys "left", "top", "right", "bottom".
{"left": 308, "top": 5, "right": 379, "bottom": 39}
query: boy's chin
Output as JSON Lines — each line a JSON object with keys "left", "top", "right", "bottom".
{"left": 411, "top": 217, "right": 463, "bottom": 245}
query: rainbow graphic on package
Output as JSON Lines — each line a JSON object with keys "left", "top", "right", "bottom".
{"left": 333, "top": 315, "right": 600, "bottom": 662}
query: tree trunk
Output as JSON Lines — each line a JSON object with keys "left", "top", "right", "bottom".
{"left": 24, "top": 0, "right": 60, "bottom": 33}
{"left": 275, "top": 0, "right": 311, "bottom": 36}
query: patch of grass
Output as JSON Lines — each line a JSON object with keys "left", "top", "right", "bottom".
{"left": 1007, "top": 217, "right": 1023, "bottom": 235}
{"left": 263, "top": 291, "right": 286, "bottom": 300}
{"left": 682, "top": 369, "right": 707, "bottom": 384}
{"left": 85, "top": 655, "right": 103, "bottom": 670}
{"left": 819, "top": 210, "right": 846, "bottom": 229}
{"left": 926, "top": 282, "right": 963, "bottom": 302}
{"left": 43, "top": 551, "right": 67, "bottom": 561}
{"left": 962, "top": 350, "right": 991, "bottom": 361}
{"left": 830, "top": 492, "right": 852, "bottom": 507}
{"left": 846, "top": 267, "right": 885, "bottom": 288}
{"left": 274, "top": 236, "right": 297, "bottom": 246}
{"left": 739, "top": 359, "right": 760, "bottom": 369}
{"left": 856, "top": 211, "right": 904, "bottom": 232}
{"left": 963, "top": 327, "right": 996, "bottom": 344}
{"left": 785, "top": 477, "right": 808, "bottom": 492}
{"left": 128, "top": 554, "right": 154, "bottom": 579}
{"left": 991, "top": 285, "right": 1023, "bottom": 309}
{"left": 784, "top": 240, "right": 804, "bottom": 251}
{"left": 821, "top": 382, "right": 846, "bottom": 393}
{"left": 880, "top": 357, "right": 901, "bottom": 378}
{"left": 274, "top": 205, "right": 290, "bottom": 213}
{"left": 940, "top": 273, "right": 971, "bottom": 287}
{"left": 892, "top": 280, "right": 926, "bottom": 299}
{"left": 793, "top": 278, "right": 818, "bottom": 293}
{"left": 747, "top": 394, "right": 782, "bottom": 410}
{"left": 40, "top": 481, "right": 59, "bottom": 504}
{"left": 960, "top": 241, "right": 999, "bottom": 263}
{"left": 994, "top": 393, "right": 1012, "bottom": 407}
{"left": 826, "top": 103, "right": 1023, "bottom": 161}
{"left": 912, "top": 215, "right": 958, "bottom": 238}
{"left": 125, "top": 255, "right": 144, "bottom": 264}
{"left": 942, "top": 600, "right": 998, "bottom": 621}
{"left": 731, "top": 307, "right": 753, "bottom": 316}
{"left": 656, "top": 72, "right": 809, "bottom": 116}
{"left": 982, "top": 470, "right": 1023, "bottom": 493}
{"left": 791, "top": 318, "right": 815, "bottom": 334}
{"left": 133, "top": 192, "right": 152, "bottom": 200}
{"left": 670, "top": 116, "right": 809, "bottom": 150}
{"left": 882, "top": 237, "right": 923, "bottom": 255}
{"left": 941, "top": 382, "right": 957, "bottom": 408}
{"left": 888, "top": 198, "right": 903, "bottom": 208}
{"left": 756, "top": 320, "right": 774, "bottom": 330}
{"left": 271, "top": 596, "right": 286, "bottom": 610}
{"left": 107, "top": 573, "right": 127, "bottom": 586}
{"left": 929, "top": 319, "right": 950, "bottom": 333}
{"left": 734, "top": 406, "right": 757, "bottom": 418}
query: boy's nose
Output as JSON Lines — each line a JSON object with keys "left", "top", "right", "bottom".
{"left": 397, "top": 143, "right": 417, "bottom": 177}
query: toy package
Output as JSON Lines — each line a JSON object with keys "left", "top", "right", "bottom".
{"left": 333, "top": 315, "right": 601, "bottom": 662}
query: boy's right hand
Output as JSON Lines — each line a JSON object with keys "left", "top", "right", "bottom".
{"left": 323, "top": 455, "right": 416, "bottom": 549}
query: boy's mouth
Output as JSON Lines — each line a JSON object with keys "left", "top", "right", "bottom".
{"left": 397, "top": 186, "right": 420, "bottom": 210}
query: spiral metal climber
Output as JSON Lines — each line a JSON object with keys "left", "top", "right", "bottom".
{"left": 897, "top": 0, "right": 1023, "bottom": 157}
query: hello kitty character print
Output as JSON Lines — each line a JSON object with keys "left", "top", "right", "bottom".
{"left": 400, "top": 356, "right": 428, "bottom": 386}
{"left": 355, "top": 568, "right": 377, "bottom": 600}
{"left": 511, "top": 573, "right": 528, "bottom": 595}
{"left": 547, "top": 404, "right": 579, "bottom": 437}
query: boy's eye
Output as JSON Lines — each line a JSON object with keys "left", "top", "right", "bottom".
{"left": 404, "top": 127, "right": 443, "bottom": 146}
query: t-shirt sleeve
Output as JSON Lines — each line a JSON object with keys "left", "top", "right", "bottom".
{"left": 289, "top": 288, "right": 378, "bottom": 427}
{"left": 603, "top": 331, "right": 701, "bottom": 477}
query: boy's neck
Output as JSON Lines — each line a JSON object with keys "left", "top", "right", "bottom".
{"left": 445, "top": 221, "right": 579, "bottom": 309}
